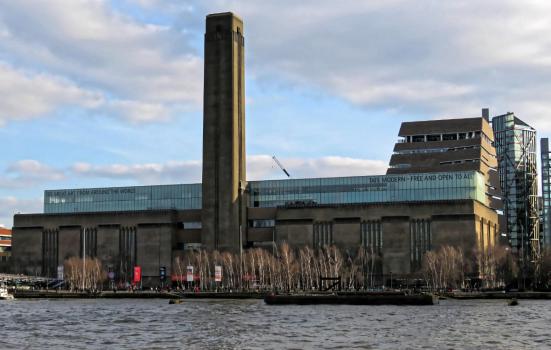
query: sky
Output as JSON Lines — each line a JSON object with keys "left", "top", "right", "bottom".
{"left": 1, "top": 0, "right": 551, "bottom": 228}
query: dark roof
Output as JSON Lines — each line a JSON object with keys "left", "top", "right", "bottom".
{"left": 206, "top": 12, "right": 242, "bottom": 21}
{"left": 398, "top": 117, "right": 483, "bottom": 136}
{"left": 492, "top": 113, "right": 536, "bottom": 132}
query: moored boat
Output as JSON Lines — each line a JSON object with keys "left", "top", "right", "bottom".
{"left": 0, "top": 284, "right": 14, "bottom": 300}
{"left": 264, "top": 292, "right": 435, "bottom": 305}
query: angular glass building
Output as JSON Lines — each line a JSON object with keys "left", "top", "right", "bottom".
{"left": 492, "top": 113, "right": 539, "bottom": 260}
{"left": 541, "top": 138, "right": 551, "bottom": 247}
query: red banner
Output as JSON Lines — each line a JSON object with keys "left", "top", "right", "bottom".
{"left": 133, "top": 266, "right": 142, "bottom": 283}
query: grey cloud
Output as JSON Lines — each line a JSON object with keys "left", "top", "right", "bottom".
{"left": 0, "top": 62, "right": 185, "bottom": 125}
{"left": 247, "top": 155, "right": 387, "bottom": 180}
{"left": 1, "top": 155, "right": 386, "bottom": 190}
{"left": 0, "top": 63, "right": 103, "bottom": 125}
{"left": 71, "top": 155, "right": 387, "bottom": 184}
{"left": 71, "top": 160, "right": 203, "bottom": 184}
{"left": 2, "top": 1, "right": 551, "bottom": 130}
{"left": 184, "top": 0, "right": 551, "bottom": 132}
{"left": 0, "top": 0, "right": 202, "bottom": 124}
{"left": 1, "top": 159, "right": 65, "bottom": 189}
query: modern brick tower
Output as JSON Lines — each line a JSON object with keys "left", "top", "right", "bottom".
{"left": 387, "top": 113, "right": 502, "bottom": 211}
{"left": 201, "top": 12, "right": 246, "bottom": 253}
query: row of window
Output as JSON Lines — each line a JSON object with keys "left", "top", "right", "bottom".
{"left": 45, "top": 198, "right": 202, "bottom": 214}
{"left": 439, "top": 158, "right": 480, "bottom": 165}
{"left": 249, "top": 219, "right": 275, "bottom": 228}
{"left": 44, "top": 171, "right": 485, "bottom": 214}
{"left": 251, "top": 187, "right": 485, "bottom": 208}
{"left": 404, "top": 131, "right": 482, "bottom": 143}
{"left": 395, "top": 145, "right": 480, "bottom": 155}
{"left": 46, "top": 184, "right": 202, "bottom": 205}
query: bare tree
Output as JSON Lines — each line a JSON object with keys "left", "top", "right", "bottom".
{"left": 279, "top": 242, "right": 295, "bottom": 291}
{"left": 488, "top": 245, "right": 518, "bottom": 288}
{"left": 63, "top": 257, "right": 106, "bottom": 291}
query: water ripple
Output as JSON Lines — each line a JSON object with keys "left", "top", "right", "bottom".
{"left": 0, "top": 298, "right": 550, "bottom": 349}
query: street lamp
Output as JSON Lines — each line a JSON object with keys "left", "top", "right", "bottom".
{"left": 82, "top": 228, "right": 86, "bottom": 291}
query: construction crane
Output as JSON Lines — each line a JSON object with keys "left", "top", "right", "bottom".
{"left": 272, "top": 156, "right": 291, "bottom": 178}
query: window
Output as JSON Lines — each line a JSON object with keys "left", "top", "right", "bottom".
{"left": 183, "top": 222, "right": 202, "bottom": 229}
{"left": 427, "top": 134, "right": 442, "bottom": 142}
{"left": 249, "top": 219, "right": 275, "bottom": 228}
{"left": 391, "top": 163, "right": 411, "bottom": 169}
{"left": 443, "top": 133, "right": 458, "bottom": 141}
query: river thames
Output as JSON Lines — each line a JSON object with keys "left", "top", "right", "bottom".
{"left": 2, "top": 298, "right": 549, "bottom": 349}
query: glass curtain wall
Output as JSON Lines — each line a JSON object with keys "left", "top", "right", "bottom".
{"left": 492, "top": 113, "right": 539, "bottom": 258}
{"left": 44, "top": 171, "right": 486, "bottom": 214}
{"left": 45, "top": 183, "right": 202, "bottom": 213}
{"left": 542, "top": 138, "right": 551, "bottom": 247}
{"left": 248, "top": 171, "right": 485, "bottom": 208}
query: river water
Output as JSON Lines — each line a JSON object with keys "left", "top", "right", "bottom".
{"left": 1, "top": 298, "right": 549, "bottom": 349}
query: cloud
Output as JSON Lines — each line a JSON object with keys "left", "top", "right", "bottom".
{"left": 0, "top": 63, "right": 103, "bottom": 125}
{"left": 0, "top": 0, "right": 202, "bottom": 124}
{"left": 71, "top": 155, "right": 387, "bottom": 184}
{"left": 183, "top": 0, "right": 551, "bottom": 131}
{"left": 0, "top": 196, "right": 43, "bottom": 228}
{"left": 0, "top": 154, "right": 387, "bottom": 190}
{"left": 71, "top": 160, "right": 203, "bottom": 184}
{"left": 0, "top": 61, "right": 185, "bottom": 124}
{"left": 247, "top": 155, "right": 387, "bottom": 180}
{"left": 1, "top": 160, "right": 65, "bottom": 189}
{"left": 3, "top": 0, "right": 551, "bottom": 131}
{"left": 6, "top": 160, "right": 65, "bottom": 181}
{"left": 107, "top": 99, "right": 171, "bottom": 123}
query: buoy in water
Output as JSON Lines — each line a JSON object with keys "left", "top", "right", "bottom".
{"left": 169, "top": 299, "right": 182, "bottom": 304}
{"left": 508, "top": 298, "right": 518, "bottom": 306}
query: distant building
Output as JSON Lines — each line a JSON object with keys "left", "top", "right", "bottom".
{"left": 11, "top": 12, "right": 501, "bottom": 286}
{"left": 541, "top": 138, "right": 551, "bottom": 247}
{"left": 492, "top": 113, "right": 539, "bottom": 261}
{"left": 0, "top": 228, "right": 12, "bottom": 262}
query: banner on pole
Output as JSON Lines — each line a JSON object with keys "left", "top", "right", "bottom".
{"left": 186, "top": 266, "right": 194, "bottom": 282}
{"left": 215, "top": 265, "right": 222, "bottom": 282}
{"left": 133, "top": 266, "right": 142, "bottom": 283}
{"left": 57, "top": 265, "right": 64, "bottom": 280}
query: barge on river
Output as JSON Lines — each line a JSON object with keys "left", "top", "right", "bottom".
{"left": 264, "top": 292, "right": 436, "bottom": 305}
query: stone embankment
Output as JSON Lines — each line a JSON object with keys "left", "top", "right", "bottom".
{"left": 12, "top": 290, "right": 266, "bottom": 299}
{"left": 12, "top": 290, "right": 178, "bottom": 299}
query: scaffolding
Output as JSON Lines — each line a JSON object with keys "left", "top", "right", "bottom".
{"left": 541, "top": 138, "right": 551, "bottom": 248}
{"left": 492, "top": 113, "right": 540, "bottom": 278}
